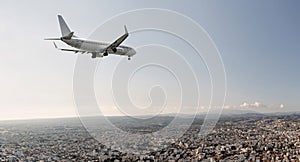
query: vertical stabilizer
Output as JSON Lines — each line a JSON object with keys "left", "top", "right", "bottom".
{"left": 58, "top": 15, "right": 71, "bottom": 37}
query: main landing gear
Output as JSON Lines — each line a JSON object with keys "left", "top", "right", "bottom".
{"left": 128, "top": 56, "right": 131, "bottom": 60}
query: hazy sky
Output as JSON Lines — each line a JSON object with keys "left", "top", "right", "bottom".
{"left": 0, "top": 0, "right": 299, "bottom": 120}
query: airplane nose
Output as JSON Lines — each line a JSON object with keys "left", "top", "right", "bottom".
{"left": 128, "top": 49, "right": 136, "bottom": 56}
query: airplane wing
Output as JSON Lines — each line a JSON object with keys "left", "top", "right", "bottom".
{"left": 53, "top": 42, "right": 86, "bottom": 53}
{"left": 104, "top": 25, "right": 128, "bottom": 53}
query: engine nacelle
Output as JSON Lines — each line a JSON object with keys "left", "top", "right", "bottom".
{"left": 96, "top": 53, "right": 103, "bottom": 57}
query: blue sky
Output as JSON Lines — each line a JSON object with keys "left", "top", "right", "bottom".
{"left": 0, "top": 0, "right": 299, "bottom": 120}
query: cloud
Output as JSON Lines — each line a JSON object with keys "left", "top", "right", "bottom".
{"left": 251, "top": 101, "right": 261, "bottom": 107}
{"left": 240, "top": 102, "right": 249, "bottom": 108}
{"left": 223, "top": 105, "right": 231, "bottom": 109}
{"left": 199, "top": 102, "right": 286, "bottom": 112}
{"left": 239, "top": 101, "right": 267, "bottom": 108}
{"left": 279, "top": 104, "right": 285, "bottom": 109}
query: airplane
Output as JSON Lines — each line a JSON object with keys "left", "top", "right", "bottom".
{"left": 45, "top": 15, "right": 136, "bottom": 60}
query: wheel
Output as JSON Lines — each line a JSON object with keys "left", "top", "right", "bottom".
{"left": 103, "top": 52, "right": 108, "bottom": 56}
{"left": 128, "top": 57, "right": 131, "bottom": 60}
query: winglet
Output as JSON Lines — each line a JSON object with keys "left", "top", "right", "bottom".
{"left": 124, "top": 25, "right": 128, "bottom": 34}
{"left": 53, "top": 42, "right": 58, "bottom": 49}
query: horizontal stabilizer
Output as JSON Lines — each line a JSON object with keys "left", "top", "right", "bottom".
{"left": 44, "top": 38, "right": 61, "bottom": 40}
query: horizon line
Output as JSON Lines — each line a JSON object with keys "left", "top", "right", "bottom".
{"left": 0, "top": 110, "right": 299, "bottom": 122}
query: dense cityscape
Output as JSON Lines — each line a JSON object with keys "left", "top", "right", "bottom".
{"left": 0, "top": 113, "right": 299, "bottom": 161}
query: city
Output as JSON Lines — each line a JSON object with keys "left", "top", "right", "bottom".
{"left": 0, "top": 113, "right": 299, "bottom": 161}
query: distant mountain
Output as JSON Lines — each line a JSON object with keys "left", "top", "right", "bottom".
{"left": 265, "top": 111, "right": 300, "bottom": 116}
{"left": 219, "top": 109, "right": 260, "bottom": 115}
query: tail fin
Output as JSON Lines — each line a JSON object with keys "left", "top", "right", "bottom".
{"left": 58, "top": 15, "right": 71, "bottom": 37}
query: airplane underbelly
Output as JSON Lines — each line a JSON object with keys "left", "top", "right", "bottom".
{"left": 80, "top": 44, "right": 101, "bottom": 52}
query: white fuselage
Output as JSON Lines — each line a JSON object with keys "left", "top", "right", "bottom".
{"left": 45, "top": 15, "right": 135, "bottom": 59}
{"left": 63, "top": 38, "right": 136, "bottom": 57}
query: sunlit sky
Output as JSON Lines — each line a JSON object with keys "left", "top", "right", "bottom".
{"left": 0, "top": 1, "right": 299, "bottom": 120}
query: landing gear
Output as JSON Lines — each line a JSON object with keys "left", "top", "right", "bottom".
{"left": 92, "top": 53, "right": 96, "bottom": 58}
{"left": 128, "top": 57, "right": 131, "bottom": 60}
{"left": 103, "top": 52, "right": 108, "bottom": 56}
